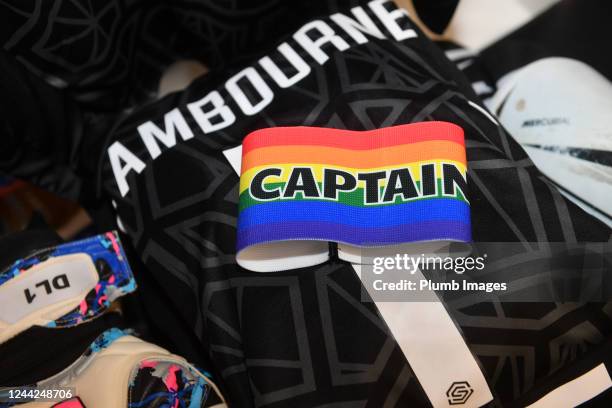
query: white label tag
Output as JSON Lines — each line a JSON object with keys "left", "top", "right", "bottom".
{"left": 223, "top": 145, "right": 243, "bottom": 175}
{"left": 0, "top": 254, "right": 98, "bottom": 325}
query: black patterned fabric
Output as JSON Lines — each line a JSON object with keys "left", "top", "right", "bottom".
{"left": 0, "top": 0, "right": 366, "bottom": 110}
{"left": 1, "top": 1, "right": 612, "bottom": 406}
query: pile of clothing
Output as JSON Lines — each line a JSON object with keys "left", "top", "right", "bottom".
{"left": 0, "top": 1, "right": 611, "bottom": 407}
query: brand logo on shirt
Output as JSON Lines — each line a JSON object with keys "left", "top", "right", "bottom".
{"left": 446, "top": 381, "right": 474, "bottom": 405}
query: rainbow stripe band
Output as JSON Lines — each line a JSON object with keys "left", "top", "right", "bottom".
{"left": 236, "top": 122, "right": 471, "bottom": 265}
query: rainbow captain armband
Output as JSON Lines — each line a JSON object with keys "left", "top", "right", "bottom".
{"left": 236, "top": 122, "right": 471, "bottom": 272}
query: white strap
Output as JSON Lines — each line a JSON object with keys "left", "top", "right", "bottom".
{"left": 527, "top": 363, "right": 612, "bottom": 408}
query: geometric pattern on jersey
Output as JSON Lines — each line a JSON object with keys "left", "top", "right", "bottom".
{"left": 0, "top": 0, "right": 368, "bottom": 111}
{"left": 5, "top": 1, "right": 610, "bottom": 407}
{"left": 100, "top": 7, "right": 612, "bottom": 407}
